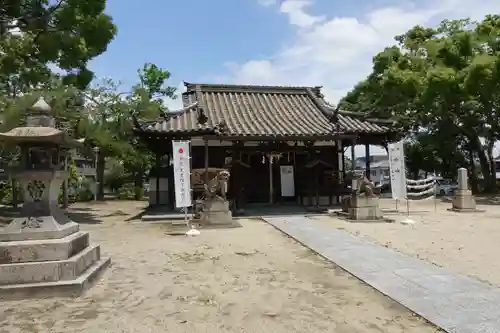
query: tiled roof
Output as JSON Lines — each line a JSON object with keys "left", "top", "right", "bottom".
{"left": 336, "top": 111, "right": 390, "bottom": 133}
{"left": 137, "top": 83, "right": 392, "bottom": 137}
{"left": 142, "top": 102, "right": 214, "bottom": 134}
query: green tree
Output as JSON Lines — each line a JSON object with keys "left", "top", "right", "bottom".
{"left": 80, "top": 63, "right": 177, "bottom": 200}
{"left": 340, "top": 15, "right": 500, "bottom": 191}
{"left": 0, "top": 0, "right": 117, "bottom": 90}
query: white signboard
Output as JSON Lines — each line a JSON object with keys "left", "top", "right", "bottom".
{"left": 280, "top": 165, "right": 295, "bottom": 197}
{"left": 172, "top": 141, "right": 192, "bottom": 208}
{"left": 388, "top": 140, "right": 407, "bottom": 200}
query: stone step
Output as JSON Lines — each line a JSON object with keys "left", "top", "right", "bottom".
{"left": 0, "top": 231, "right": 89, "bottom": 263}
{"left": 141, "top": 213, "right": 193, "bottom": 222}
{"left": 0, "top": 244, "right": 100, "bottom": 285}
{"left": 0, "top": 257, "right": 111, "bottom": 300}
{"left": 0, "top": 220, "right": 80, "bottom": 242}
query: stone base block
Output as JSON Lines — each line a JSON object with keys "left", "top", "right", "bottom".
{"left": 346, "top": 196, "right": 383, "bottom": 221}
{"left": 0, "top": 257, "right": 110, "bottom": 300}
{"left": 0, "top": 219, "right": 79, "bottom": 242}
{"left": 0, "top": 231, "right": 89, "bottom": 263}
{"left": 203, "top": 200, "right": 230, "bottom": 211}
{"left": 451, "top": 191, "right": 478, "bottom": 211}
{"left": 200, "top": 210, "right": 233, "bottom": 225}
{"left": 350, "top": 196, "right": 379, "bottom": 208}
{"left": 348, "top": 205, "right": 382, "bottom": 220}
{"left": 0, "top": 244, "right": 101, "bottom": 285}
{"left": 198, "top": 199, "right": 235, "bottom": 225}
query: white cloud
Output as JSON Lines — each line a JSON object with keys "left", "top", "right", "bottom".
{"left": 227, "top": 0, "right": 500, "bottom": 157}
{"left": 279, "top": 0, "right": 325, "bottom": 27}
{"left": 257, "top": 0, "right": 277, "bottom": 7}
{"left": 233, "top": 0, "right": 500, "bottom": 103}
{"left": 163, "top": 81, "right": 186, "bottom": 112}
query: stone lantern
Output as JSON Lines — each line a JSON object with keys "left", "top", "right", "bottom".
{"left": 0, "top": 97, "right": 110, "bottom": 299}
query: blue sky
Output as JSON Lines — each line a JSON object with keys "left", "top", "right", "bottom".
{"left": 89, "top": 0, "right": 500, "bottom": 156}
{"left": 89, "top": 0, "right": 291, "bottom": 89}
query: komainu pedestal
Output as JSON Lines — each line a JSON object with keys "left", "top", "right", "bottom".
{"left": 198, "top": 199, "right": 234, "bottom": 225}
{"left": 347, "top": 195, "right": 382, "bottom": 220}
{"left": 0, "top": 97, "right": 110, "bottom": 300}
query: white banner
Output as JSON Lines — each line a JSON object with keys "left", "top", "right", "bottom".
{"left": 172, "top": 141, "right": 192, "bottom": 208}
{"left": 388, "top": 140, "right": 407, "bottom": 200}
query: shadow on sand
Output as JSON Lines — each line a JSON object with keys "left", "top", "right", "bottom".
{"left": 0, "top": 205, "right": 104, "bottom": 225}
{"left": 439, "top": 195, "right": 500, "bottom": 206}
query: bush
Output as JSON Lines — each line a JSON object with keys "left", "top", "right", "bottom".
{"left": 117, "top": 183, "right": 135, "bottom": 200}
{"left": 116, "top": 183, "right": 144, "bottom": 200}
{"left": 76, "top": 180, "right": 95, "bottom": 202}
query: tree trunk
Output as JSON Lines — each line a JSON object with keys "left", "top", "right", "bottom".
{"left": 461, "top": 128, "right": 494, "bottom": 192}
{"left": 468, "top": 146, "right": 477, "bottom": 192}
{"left": 487, "top": 141, "right": 496, "bottom": 190}
{"left": 473, "top": 138, "right": 493, "bottom": 192}
{"left": 97, "top": 151, "right": 106, "bottom": 200}
{"left": 133, "top": 169, "right": 144, "bottom": 200}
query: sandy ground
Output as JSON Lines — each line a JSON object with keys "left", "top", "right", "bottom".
{"left": 312, "top": 198, "right": 500, "bottom": 287}
{"left": 0, "top": 201, "right": 440, "bottom": 333}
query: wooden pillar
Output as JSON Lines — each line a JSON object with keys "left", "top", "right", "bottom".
{"left": 155, "top": 151, "right": 160, "bottom": 206}
{"left": 365, "top": 143, "right": 371, "bottom": 180}
{"left": 337, "top": 141, "right": 344, "bottom": 204}
{"left": 204, "top": 138, "right": 209, "bottom": 184}
{"left": 268, "top": 154, "right": 273, "bottom": 204}
{"left": 315, "top": 167, "right": 319, "bottom": 207}
{"left": 350, "top": 141, "right": 356, "bottom": 171}
{"left": 341, "top": 146, "right": 345, "bottom": 174}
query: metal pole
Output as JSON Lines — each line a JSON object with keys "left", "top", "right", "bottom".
{"left": 188, "top": 141, "right": 192, "bottom": 229}
{"left": 406, "top": 198, "right": 410, "bottom": 216}
{"left": 434, "top": 181, "right": 437, "bottom": 212}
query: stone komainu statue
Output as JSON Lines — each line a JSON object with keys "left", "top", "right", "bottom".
{"left": 203, "top": 170, "right": 230, "bottom": 200}
{"left": 344, "top": 172, "right": 377, "bottom": 197}
{"left": 341, "top": 172, "right": 377, "bottom": 211}
{"left": 194, "top": 170, "right": 231, "bottom": 218}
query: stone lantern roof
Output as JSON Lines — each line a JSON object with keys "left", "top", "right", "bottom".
{"left": 28, "top": 96, "right": 52, "bottom": 115}
{"left": 0, "top": 97, "right": 81, "bottom": 147}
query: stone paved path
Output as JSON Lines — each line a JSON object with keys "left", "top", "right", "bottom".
{"left": 264, "top": 216, "right": 500, "bottom": 333}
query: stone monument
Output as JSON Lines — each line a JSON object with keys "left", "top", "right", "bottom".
{"left": 194, "top": 170, "right": 239, "bottom": 227}
{"left": 449, "top": 167, "right": 483, "bottom": 213}
{"left": 0, "top": 97, "right": 110, "bottom": 299}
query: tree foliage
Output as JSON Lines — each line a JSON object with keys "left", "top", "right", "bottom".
{"left": 1, "top": 0, "right": 117, "bottom": 90}
{"left": 340, "top": 15, "right": 500, "bottom": 190}
{"left": 79, "top": 63, "right": 177, "bottom": 199}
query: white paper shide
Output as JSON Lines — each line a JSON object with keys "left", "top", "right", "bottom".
{"left": 172, "top": 140, "right": 192, "bottom": 208}
{"left": 388, "top": 140, "right": 407, "bottom": 200}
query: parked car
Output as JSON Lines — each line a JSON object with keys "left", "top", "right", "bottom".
{"left": 435, "top": 178, "right": 458, "bottom": 196}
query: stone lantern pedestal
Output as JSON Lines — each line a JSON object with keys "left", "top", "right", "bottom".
{"left": 0, "top": 97, "right": 110, "bottom": 299}
{"left": 448, "top": 167, "right": 485, "bottom": 213}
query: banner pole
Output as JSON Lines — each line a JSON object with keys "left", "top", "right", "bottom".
{"left": 434, "top": 181, "right": 437, "bottom": 212}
